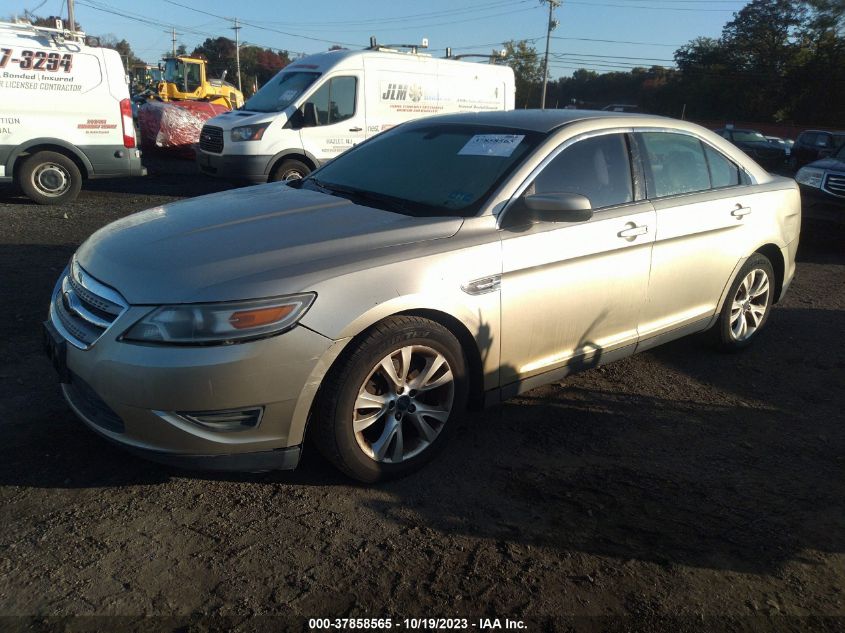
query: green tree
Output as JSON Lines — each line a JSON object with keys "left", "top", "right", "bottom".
{"left": 98, "top": 36, "right": 144, "bottom": 69}
{"left": 499, "top": 40, "right": 543, "bottom": 108}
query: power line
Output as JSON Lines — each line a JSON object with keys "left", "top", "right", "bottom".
{"left": 565, "top": 1, "right": 740, "bottom": 11}
{"left": 553, "top": 51, "right": 676, "bottom": 62}
{"left": 552, "top": 35, "right": 684, "bottom": 47}
{"left": 262, "top": 0, "right": 532, "bottom": 28}
{"left": 163, "top": 0, "right": 360, "bottom": 47}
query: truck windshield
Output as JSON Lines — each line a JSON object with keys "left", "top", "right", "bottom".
{"left": 243, "top": 71, "right": 321, "bottom": 113}
{"left": 163, "top": 58, "right": 183, "bottom": 83}
{"left": 301, "top": 123, "right": 543, "bottom": 218}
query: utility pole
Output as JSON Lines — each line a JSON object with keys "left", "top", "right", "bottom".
{"left": 231, "top": 18, "right": 242, "bottom": 92}
{"left": 67, "top": 0, "right": 76, "bottom": 31}
{"left": 171, "top": 27, "right": 177, "bottom": 56}
{"left": 540, "top": 0, "right": 560, "bottom": 110}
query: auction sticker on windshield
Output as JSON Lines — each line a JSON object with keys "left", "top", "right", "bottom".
{"left": 458, "top": 134, "right": 524, "bottom": 157}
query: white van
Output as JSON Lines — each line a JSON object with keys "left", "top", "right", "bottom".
{"left": 196, "top": 47, "right": 515, "bottom": 182}
{"left": 0, "top": 21, "right": 145, "bottom": 205}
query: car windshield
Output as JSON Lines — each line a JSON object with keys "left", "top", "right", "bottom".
{"left": 243, "top": 71, "right": 321, "bottom": 113}
{"left": 300, "top": 123, "right": 544, "bottom": 217}
{"left": 732, "top": 131, "right": 767, "bottom": 143}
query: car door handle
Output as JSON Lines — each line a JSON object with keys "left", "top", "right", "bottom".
{"left": 731, "top": 205, "right": 752, "bottom": 218}
{"left": 617, "top": 225, "right": 648, "bottom": 238}
{"left": 349, "top": 126, "right": 363, "bottom": 132}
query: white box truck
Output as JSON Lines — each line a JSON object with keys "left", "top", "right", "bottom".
{"left": 0, "top": 21, "right": 145, "bottom": 205}
{"left": 196, "top": 46, "right": 515, "bottom": 182}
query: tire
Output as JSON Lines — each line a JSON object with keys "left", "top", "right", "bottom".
{"left": 18, "top": 151, "right": 82, "bottom": 205}
{"left": 312, "top": 316, "right": 468, "bottom": 483}
{"left": 712, "top": 254, "right": 775, "bottom": 351}
{"left": 269, "top": 158, "right": 311, "bottom": 182}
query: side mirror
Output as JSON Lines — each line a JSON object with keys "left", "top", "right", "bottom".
{"left": 521, "top": 192, "right": 593, "bottom": 223}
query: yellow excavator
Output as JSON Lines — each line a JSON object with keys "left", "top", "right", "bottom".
{"left": 155, "top": 56, "right": 244, "bottom": 109}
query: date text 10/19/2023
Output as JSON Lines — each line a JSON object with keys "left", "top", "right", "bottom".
{"left": 308, "top": 618, "right": 527, "bottom": 630}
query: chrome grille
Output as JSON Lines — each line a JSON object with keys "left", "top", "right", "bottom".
{"left": 822, "top": 173, "right": 845, "bottom": 198}
{"left": 50, "top": 260, "right": 128, "bottom": 349}
{"left": 199, "top": 125, "right": 224, "bottom": 153}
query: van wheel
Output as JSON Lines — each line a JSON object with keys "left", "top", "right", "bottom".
{"left": 18, "top": 151, "right": 82, "bottom": 205}
{"left": 712, "top": 254, "right": 775, "bottom": 351}
{"left": 270, "top": 159, "right": 310, "bottom": 182}
{"left": 311, "top": 316, "right": 468, "bottom": 483}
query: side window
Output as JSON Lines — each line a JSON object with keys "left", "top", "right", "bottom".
{"left": 640, "top": 132, "right": 710, "bottom": 198}
{"left": 703, "top": 145, "right": 740, "bottom": 188}
{"left": 799, "top": 132, "right": 815, "bottom": 146}
{"left": 530, "top": 134, "right": 633, "bottom": 209}
{"left": 185, "top": 63, "right": 201, "bottom": 92}
{"left": 816, "top": 134, "right": 831, "bottom": 148}
{"left": 305, "top": 76, "right": 357, "bottom": 126}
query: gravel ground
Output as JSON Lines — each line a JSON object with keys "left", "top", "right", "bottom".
{"left": 0, "top": 160, "right": 843, "bottom": 632}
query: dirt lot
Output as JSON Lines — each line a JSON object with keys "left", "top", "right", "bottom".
{"left": 0, "top": 161, "right": 843, "bottom": 632}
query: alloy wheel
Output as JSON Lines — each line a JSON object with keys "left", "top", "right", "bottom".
{"left": 353, "top": 345, "right": 455, "bottom": 464}
{"left": 729, "top": 268, "right": 770, "bottom": 341}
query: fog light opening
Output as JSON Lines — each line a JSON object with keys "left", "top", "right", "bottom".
{"left": 179, "top": 407, "right": 264, "bottom": 432}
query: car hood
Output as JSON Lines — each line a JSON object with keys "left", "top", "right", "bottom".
{"left": 805, "top": 156, "right": 845, "bottom": 171}
{"left": 207, "top": 108, "right": 280, "bottom": 128}
{"left": 76, "top": 183, "right": 463, "bottom": 304}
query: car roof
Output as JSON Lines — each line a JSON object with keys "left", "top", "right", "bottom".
{"left": 802, "top": 129, "right": 845, "bottom": 135}
{"left": 403, "top": 109, "right": 670, "bottom": 133}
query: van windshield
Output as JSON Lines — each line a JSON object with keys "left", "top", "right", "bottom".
{"left": 243, "top": 71, "right": 321, "bottom": 113}
{"left": 300, "top": 123, "right": 543, "bottom": 218}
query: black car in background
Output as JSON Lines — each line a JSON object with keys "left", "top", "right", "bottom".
{"left": 790, "top": 129, "right": 845, "bottom": 170}
{"left": 715, "top": 128, "right": 787, "bottom": 170}
{"left": 795, "top": 142, "right": 845, "bottom": 220}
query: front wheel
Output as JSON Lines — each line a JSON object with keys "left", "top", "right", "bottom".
{"left": 713, "top": 254, "right": 775, "bottom": 351}
{"left": 311, "top": 316, "right": 468, "bottom": 482}
{"left": 269, "top": 158, "right": 311, "bottom": 182}
{"left": 18, "top": 151, "right": 82, "bottom": 205}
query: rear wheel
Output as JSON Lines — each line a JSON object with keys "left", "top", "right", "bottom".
{"left": 713, "top": 254, "right": 775, "bottom": 351}
{"left": 312, "top": 316, "right": 468, "bottom": 482}
{"left": 18, "top": 151, "right": 82, "bottom": 205}
{"left": 269, "top": 158, "right": 310, "bottom": 182}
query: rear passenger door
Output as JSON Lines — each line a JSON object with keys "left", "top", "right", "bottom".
{"left": 635, "top": 130, "right": 756, "bottom": 344}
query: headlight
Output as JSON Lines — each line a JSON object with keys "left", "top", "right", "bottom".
{"left": 231, "top": 124, "right": 269, "bottom": 142}
{"left": 122, "top": 293, "right": 315, "bottom": 345}
{"left": 795, "top": 167, "right": 824, "bottom": 188}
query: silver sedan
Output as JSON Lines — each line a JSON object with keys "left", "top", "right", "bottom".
{"left": 44, "top": 110, "right": 801, "bottom": 482}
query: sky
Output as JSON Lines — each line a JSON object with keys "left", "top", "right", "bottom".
{"left": 7, "top": 0, "right": 752, "bottom": 77}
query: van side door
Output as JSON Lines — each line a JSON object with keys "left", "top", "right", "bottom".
{"left": 297, "top": 74, "right": 365, "bottom": 164}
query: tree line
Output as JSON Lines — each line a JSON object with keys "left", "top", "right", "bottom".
{"left": 503, "top": 0, "right": 845, "bottom": 126}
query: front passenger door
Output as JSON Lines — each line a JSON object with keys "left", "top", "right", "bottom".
{"left": 299, "top": 75, "right": 366, "bottom": 163}
{"left": 499, "top": 132, "right": 656, "bottom": 386}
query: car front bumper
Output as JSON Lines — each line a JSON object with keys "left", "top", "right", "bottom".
{"left": 195, "top": 147, "right": 271, "bottom": 184}
{"left": 48, "top": 295, "right": 338, "bottom": 471}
